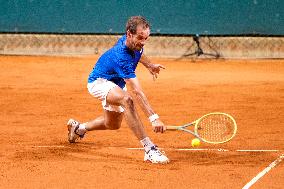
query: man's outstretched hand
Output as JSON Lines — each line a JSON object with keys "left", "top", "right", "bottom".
{"left": 148, "top": 64, "right": 165, "bottom": 80}
{"left": 151, "top": 119, "right": 166, "bottom": 133}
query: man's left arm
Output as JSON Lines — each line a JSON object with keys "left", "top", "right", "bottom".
{"left": 139, "top": 54, "right": 165, "bottom": 80}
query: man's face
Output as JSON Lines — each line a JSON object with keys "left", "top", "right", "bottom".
{"left": 127, "top": 25, "right": 150, "bottom": 51}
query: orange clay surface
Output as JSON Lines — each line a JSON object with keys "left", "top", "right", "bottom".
{"left": 0, "top": 55, "right": 283, "bottom": 189}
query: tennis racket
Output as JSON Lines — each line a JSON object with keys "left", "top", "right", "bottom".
{"left": 166, "top": 112, "right": 237, "bottom": 144}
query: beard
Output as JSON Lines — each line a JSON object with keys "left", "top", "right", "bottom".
{"left": 133, "top": 44, "right": 143, "bottom": 51}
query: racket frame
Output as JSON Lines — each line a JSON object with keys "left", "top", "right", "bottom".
{"left": 166, "top": 112, "right": 237, "bottom": 144}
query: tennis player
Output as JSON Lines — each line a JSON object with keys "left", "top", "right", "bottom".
{"left": 67, "top": 16, "right": 169, "bottom": 164}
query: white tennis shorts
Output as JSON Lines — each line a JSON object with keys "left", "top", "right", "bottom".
{"left": 87, "top": 78, "right": 126, "bottom": 113}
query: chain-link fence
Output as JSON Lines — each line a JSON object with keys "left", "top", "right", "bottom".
{"left": 0, "top": 34, "right": 283, "bottom": 58}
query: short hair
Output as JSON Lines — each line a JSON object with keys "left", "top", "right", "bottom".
{"left": 126, "top": 16, "right": 150, "bottom": 34}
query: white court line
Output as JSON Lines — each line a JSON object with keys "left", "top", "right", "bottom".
{"left": 237, "top": 149, "right": 279, "bottom": 152}
{"left": 30, "top": 146, "right": 281, "bottom": 153}
{"left": 176, "top": 148, "right": 229, "bottom": 152}
{"left": 31, "top": 145, "right": 67, "bottom": 148}
{"left": 242, "top": 154, "right": 284, "bottom": 189}
{"left": 126, "top": 148, "right": 144, "bottom": 150}
{"left": 126, "top": 148, "right": 228, "bottom": 151}
{"left": 126, "top": 148, "right": 279, "bottom": 152}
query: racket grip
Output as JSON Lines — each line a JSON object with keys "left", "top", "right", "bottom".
{"left": 166, "top": 126, "right": 181, "bottom": 130}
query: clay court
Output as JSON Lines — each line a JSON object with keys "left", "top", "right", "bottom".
{"left": 0, "top": 55, "right": 283, "bottom": 188}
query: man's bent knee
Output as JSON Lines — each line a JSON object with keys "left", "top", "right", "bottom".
{"left": 121, "top": 95, "right": 134, "bottom": 109}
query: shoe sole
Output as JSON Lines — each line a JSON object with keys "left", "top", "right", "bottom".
{"left": 144, "top": 159, "right": 170, "bottom": 164}
{"left": 67, "top": 119, "right": 79, "bottom": 143}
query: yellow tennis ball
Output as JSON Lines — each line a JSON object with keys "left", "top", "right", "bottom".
{"left": 191, "top": 138, "right": 201, "bottom": 147}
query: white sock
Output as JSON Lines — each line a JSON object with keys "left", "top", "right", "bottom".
{"left": 77, "top": 123, "right": 87, "bottom": 136}
{"left": 140, "top": 137, "right": 155, "bottom": 152}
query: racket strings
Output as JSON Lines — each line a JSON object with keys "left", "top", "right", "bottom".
{"left": 197, "top": 114, "right": 235, "bottom": 143}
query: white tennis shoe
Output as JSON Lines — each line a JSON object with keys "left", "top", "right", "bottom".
{"left": 144, "top": 146, "right": 169, "bottom": 164}
{"left": 67, "top": 119, "right": 85, "bottom": 143}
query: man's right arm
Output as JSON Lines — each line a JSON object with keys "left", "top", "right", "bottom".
{"left": 125, "top": 77, "right": 166, "bottom": 133}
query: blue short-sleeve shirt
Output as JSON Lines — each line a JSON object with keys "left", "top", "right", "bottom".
{"left": 88, "top": 35, "right": 143, "bottom": 88}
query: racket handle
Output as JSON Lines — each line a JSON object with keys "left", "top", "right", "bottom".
{"left": 166, "top": 126, "right": 181, "bottom": 130}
